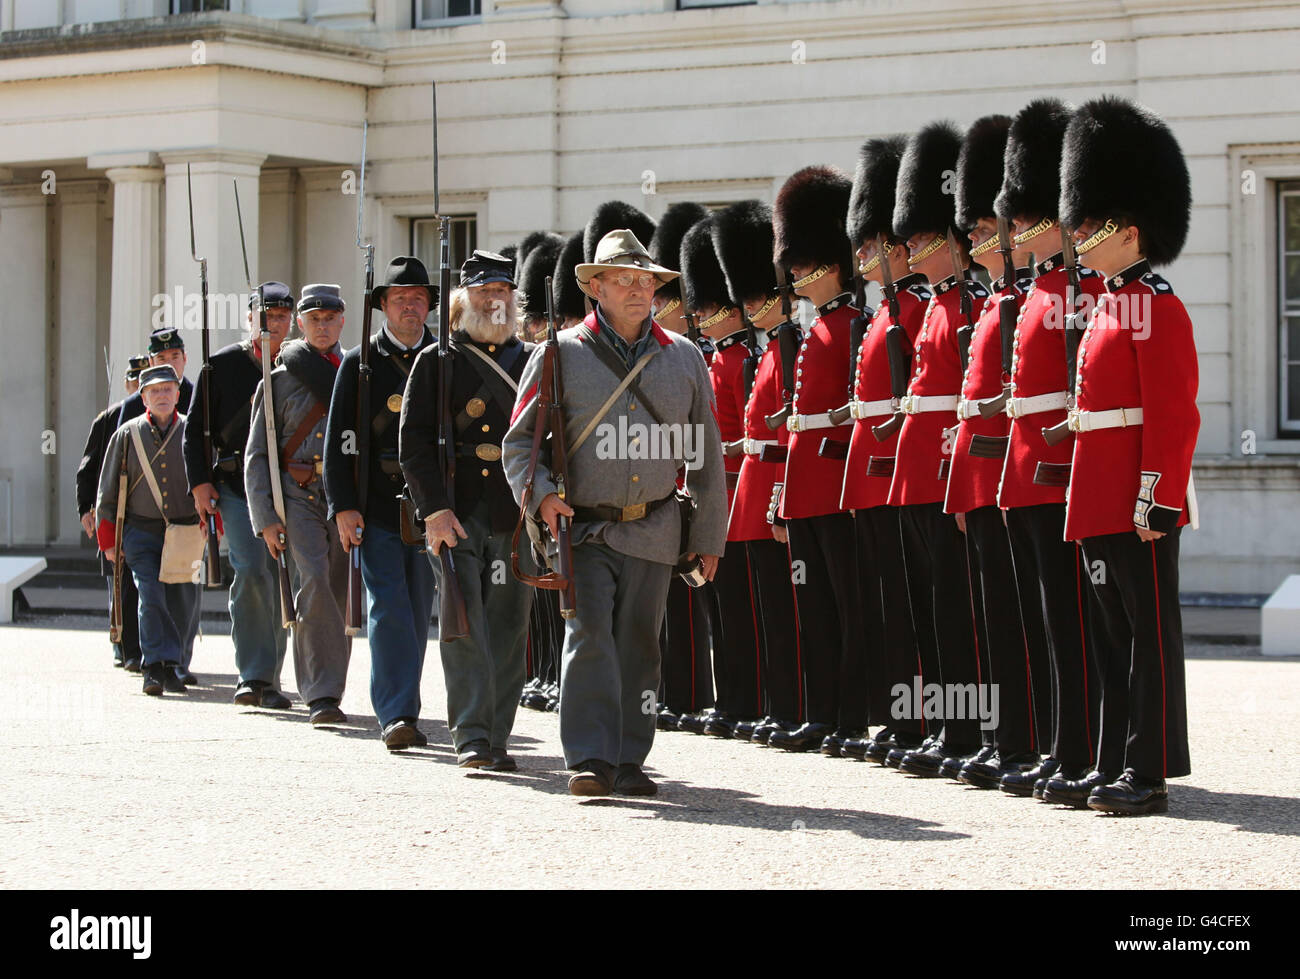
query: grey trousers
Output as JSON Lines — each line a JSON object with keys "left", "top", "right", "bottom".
{"left": 559, "top": 540, "right": 673, "bottom": 768}
{"left": 285, "top": 490, "right": 351, "bottom": 705}
{"left": 432, "top": 507, "right": 534, "bottom": 751}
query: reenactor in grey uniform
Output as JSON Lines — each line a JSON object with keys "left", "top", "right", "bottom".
{"left": 245, "top": 284, "right": 352, "bottom": 727}
{"left": 96, "top": 365, "right": 202, "bottom": 696}
{"left": 504, "top": 228, "right": 728, "bottom": 798}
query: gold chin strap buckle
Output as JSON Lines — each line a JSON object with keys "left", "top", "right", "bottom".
{"left": 621, "top": 502, "right": 647, "bottom": 521}
{"left": 969, "top": 233, "right": 1001, "bottom": 258}
{"left": 791, "top": 265, "right": 830, "bottom": 289}
{"left": 1012, "top": 217, "right": 1057, "bottom": 246}
{"left": 698, "top": 306, "right": 735, "bottom": 330}
{"left": 907, "top": 235, "right": 947, "bottom": 267}
{"left": 1076, "top": 219, "right": 1119, "bottom": 255}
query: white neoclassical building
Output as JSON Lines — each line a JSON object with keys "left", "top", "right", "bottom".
{"left": 1, "top": 0, "right": 1298, "bottom": 598}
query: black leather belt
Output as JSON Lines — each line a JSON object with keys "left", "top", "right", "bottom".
{"left": 572, "top": 493, "right": 673, "bottom": 524}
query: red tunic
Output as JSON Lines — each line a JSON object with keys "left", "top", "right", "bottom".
{"left": 998, "top": 258, "right": 1107, "bottom": 509}
{"left": 708, "top": 329, "right": 750, "bottom": 533}
{"left": 841, "top": 278, "right": 931, "bottom": 511}
{"left": 779, "top": 299, "right": 857, "bottom": 520}
{"left": 888, "top": 275, "right": 990, "bottom": 507}
{"left": 1065, "top": 263, "right": 1199, "bottom": 541}
{"left": 944, "top": 273, "right": 1030, "bottom": 514}
{"left": 728, "top": 329, "right": 789, "bottom": 541}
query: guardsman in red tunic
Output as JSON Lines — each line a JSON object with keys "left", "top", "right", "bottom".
{"left": 713, "top": 200, "right": 806, "bottom": 745}
{"left": 1051, "top": 97, "right": 1197, "bottom": 815}
{"left": 647, "top": 202, "right": 717, "bottom": 732}
{"left": 992, "top": 100, "right": 1110, "bottom": 801}
{"left": 887, "top": 123, "right": 991, "bottom": 776}
{"left": 837, "top": 136, "right": 932, "bottom": 764}
{"left": 679, "top": 215, "right": 767, "bottom": 738}
{"left": 768, "top": 166, "right": 867, "bottom": 755}
{"left": 943, "top": 115, "right": 1042, "bottom": 788}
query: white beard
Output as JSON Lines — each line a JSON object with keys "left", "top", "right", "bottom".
{"left": 461, "top": 296, "right": 518, "bottom": 345}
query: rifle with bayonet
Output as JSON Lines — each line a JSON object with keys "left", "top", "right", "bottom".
{"left": 871, "top": 236, "right": 912, "bottom": 442}
{"left": 723, "top": 310, "right": 763, "bottom": 460}
{"left": 108, "top": 395, "right": 128, "bottom": 645}
{"left": 978, "top": 216, "right": 1021, "bottom": 419}
{"left": 234, "top": 181, "right": 296, "bottom": 629}
{"left": 186, "top": 163, "right": 223, "bottom": 588}
{"left": 431, "top": 80, "right": 471, "bottom": 641}
{"left": 827, "top": 267, "right": 870, "bottom": 428}
{"left": 1042, "top": 226, "right": 1084, "bottom": 447}
{"left": 511, "top": 276, "right": 577, "bottom": 618}
{"left": 948, "top": 231, "right": 976, "bottom": 372}
{"left": 763, "top": 265, "right": 800, "bottom": 432}
{"left": 346, "top": 122, "right": 375, "bottom": 636}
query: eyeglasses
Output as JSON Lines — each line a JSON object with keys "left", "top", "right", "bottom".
{"left": 602, "top": 271, "right": 657, "bottom": 290}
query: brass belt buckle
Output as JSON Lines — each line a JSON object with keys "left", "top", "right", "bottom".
{"left": 900, "top": 395, "right": 917, "bottom": 415}
{"left": 314, "top": 460, "right": 324, "bottom": 475}
{"left": 475, "top": 443, "right": 502, "bottom": 462}
{"left": 1067, "top": 409, "right": 1082, "bottom": 432}
{"left": 621, "top": 501, "right": 647, "bottom": 521}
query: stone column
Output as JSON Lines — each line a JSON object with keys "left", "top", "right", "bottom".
{"left": 92, "top": 154, "right": 163, "bottom": 399}
{"left": 0, "top": 182, "right": 51, "bottom": 546}
{"left": 301, "top": 165, "right": 361, "bottom": 311}
{"left": 159, "top": 151, "right": 267, "bottom": 353}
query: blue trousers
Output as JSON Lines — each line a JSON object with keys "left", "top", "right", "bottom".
{"left": 360, "top": 522, "right": 435, "bottom": 728}
{"left": 217, "top": 490, "right": 288, "bottom": 687}
{"left": 121, "top": 524, "right": 200, "bottom": 668}
{"left": 559, "top": 541, "right": 672, "bottom": 768}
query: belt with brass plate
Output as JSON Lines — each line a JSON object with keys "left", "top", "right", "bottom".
{"left": 475, "top": 443, "right": 502, "bottom": 462}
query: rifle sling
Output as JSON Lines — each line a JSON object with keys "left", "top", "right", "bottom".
{"left": 280, "top": 401, "right": 328, "bottom": 468}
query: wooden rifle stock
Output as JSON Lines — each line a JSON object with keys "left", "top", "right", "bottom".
{"left": 723, "top": 439, "right": 747, "bottom": 459}
{"left": 978, "top": 217, "right": 1019, "bottom": 420}
{"left": 872, "top": 321, "right": 911, "bottom": 441}
{"left": 1042, "top": 225, "right": 1084, "bottom": 447}
{"left": 766, "top": 265, "right": 799, "bottom": 430}
{"left": 109, "top": 451, "right": 127, "bottom": 644}
{"left": 346, "top": 123, "right": 374, "bottom": 637}
{"left": 510, "top": 277, "right": 577, "bottom": 618}
{"left": 829, "top": 273, "right": 870, "bottom": 425}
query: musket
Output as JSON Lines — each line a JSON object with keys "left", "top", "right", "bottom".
{"left": 828, "top": 264, "right": 870, "bottom": 426}
{"left": 948, "top": 231, "right": 976, "bottom": 372}
{"left": 871, "top": 236, "right": 911, "bottom": 442}
{"left": 346, "top": 121, "right": 375, "bottom": 637}
{"left": 724, "top": 308, "right": 763, "bottom": 460}
{"left": 234, "top": 181, "right": 296, "bottom": 629}
{"left": 1042, "top": 225, "right": 1084, "bottom": 447}
{"left": 763, "top": 264, "right": 800, "bottom": 431}
{"left": 186, "top": 163, "right": 223, "bottom": 588}
{"left": 108, "top": 436, "right": 128, "bottom": 645}
{"left": 511, "top": 275, "right": 577, "bottom": 618}
{"left": 977, "top": 217, "right": 1021, "bottom": 419}
{"left": 431, "top": 80, "right": 471, "bottom": 641}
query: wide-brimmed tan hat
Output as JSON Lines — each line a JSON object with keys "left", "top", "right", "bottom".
{"left": 575, "top": 229, "right": 679, "bottom": 299}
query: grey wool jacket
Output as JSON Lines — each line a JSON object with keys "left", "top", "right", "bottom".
{"left": 96, "top": 411, "right": 199, "bottom": 535}
{"left": 244, "top": 339, "right": 342, "bottom": 534}
{"left": 502, "top": 310, "right": 727, "bottom": 566}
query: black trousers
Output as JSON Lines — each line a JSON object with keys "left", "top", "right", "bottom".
{"left": 711, "top": 541, "right": 766, "bottom": 719}
{"left": 899, "top": 502, "right": 982, "bottom": 746}
{"left": 104, "top": 556, "right": 141, "bottom": 662}
{"left": 854, "top": 507, "right": 922, "bottom": 733}
{"left": 1081, "top": 528, "right": 1190, "bottom": 779}
{"left": 746, "top": 537, "right": 803, "bottom": 723}
{"left": 660, "top": 573, "right": 714, "bottom": 714}
{"left": 965, "top": 506, "right": 1035, "bottom": 755}
{"left": 1006, "top": 504, "right": 1099, "bottom": 767}
{"left": 526, "top": 587, "right": 564, "bottom": 685}
{"left": 787, "top": 511, "right": 864, "bottom": 729}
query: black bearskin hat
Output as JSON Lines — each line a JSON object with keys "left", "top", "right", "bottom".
{"left": 552, "top": 231, "right": 588, "bottom": 321}
{"left": 773, "top": 165, "right": 853, "bottom": 282}
{"left": 583, "top": 200, "right": 656, "bottom": 264}
{"left": 712, "top": 199, "right": 777, "bottom": 306}
{"left": 994, "top": 98, "right": 1072, "bottom": 223}
{"left": 955, "top": 115, "right": 1012, "bottom": 228}
{"left": 680, "top": 215, "right": 731, "bottom": 312}
{"left": 649, "top": 201, "right": 710, "bottom": 302}
{"left": 848, "top": 135, "right": 908, "bottom": 246}
{"left": 892, "top": 121, "right": 963, "bottom": 239}
{"left": 517, "top": 233, "right": 564, "bottom": 318}
{"left": 514, "top": 231, "right": 560, "bottom": 277}
{"left": 1059, "top": 96, "right": 1191, "bottom": 266}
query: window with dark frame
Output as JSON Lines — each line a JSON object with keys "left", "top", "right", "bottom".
{"left": 414, "top": 0, "right": 482, "bottom": 26}
{"left": 678, "top": 0, "right": 757, "bottom": 8}
{"left": 171, "top": 0, "right": 230, "bottom": 12}
{"left": 1280, "top": 181, "right": 1300, "bottom": 435}
{"left": 412, "top": 217, "right": 478, "bottom": 284}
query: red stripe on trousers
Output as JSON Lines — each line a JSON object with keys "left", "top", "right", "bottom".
{"left": 1074, "top": 545, "right": 1094, "bottom": 764}
{"left": 1150, "top": 541, "right": 1168, "bottom": 778}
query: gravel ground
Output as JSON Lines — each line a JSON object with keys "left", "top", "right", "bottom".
{"left": 2, "top": 620, "right": 1297, "bottom": 889}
